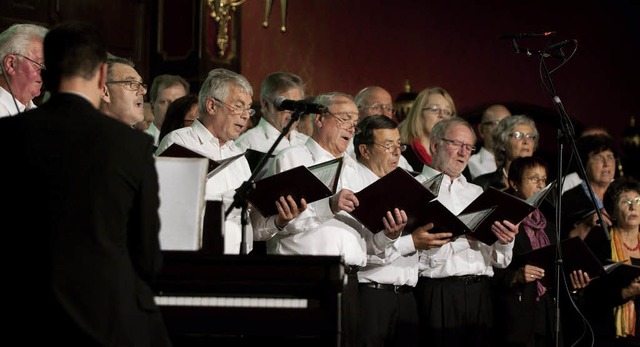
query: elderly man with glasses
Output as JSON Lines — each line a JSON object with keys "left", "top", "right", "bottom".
{"left": 99, "top": 56, "right": 148, "bottom": 126}
{"left": 156, "top": 68, "right": 256, "bottom": 255}
{"left": 467, "top": 104, "right": 512, "bottom": 179}
{"left": 414, "top": 117, "right": 519, "bottom": 347}
{"left": 250, "top": 92, "right": 376, "bottom": 347}
{"left": 346, "top": 115, "right": 453, "bottom": 347}
{"left": 0, "top": 23, "right": 48, "bottom": 117}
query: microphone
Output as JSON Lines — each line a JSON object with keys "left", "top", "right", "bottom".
{"left": 499, "top": 31, "right": 556, "bottom": 40}
{"left": 547, "top": 39, "right": 577, "bottom": 51}
{"left": 273, "top": 96, "right": 327, "bottom": 114}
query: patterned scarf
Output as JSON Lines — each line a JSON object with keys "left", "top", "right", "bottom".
{"left": 523, "top": 208, "right": 550, "bottom": 300}
{"left": 611, "top": 228, "right": 637, "bottom": 338}
{"left": 410, "top": 139, "right": 431, "bottom": 166}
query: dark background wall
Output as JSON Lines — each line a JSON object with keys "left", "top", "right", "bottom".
{"left": 3, "top": 0, "right": 639, "bottom": 177}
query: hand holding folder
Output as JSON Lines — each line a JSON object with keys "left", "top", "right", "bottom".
{"left": 459, "top": 182, "right": 556, "bottom": 245}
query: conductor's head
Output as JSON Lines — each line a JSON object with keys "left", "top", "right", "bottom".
{"left": 42, "top": 21, "right": 107, "bottom": 106}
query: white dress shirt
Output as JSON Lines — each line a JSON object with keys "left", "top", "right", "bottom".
{"left": 156, "top": 119, "right": 253, "bottom": 254}
{"left": 415, "top": 165, "right": 514, "bottom": 278}
{"left": 235, "top": 117, "right": 309, "bottom": 154}
{"left": 347, "top": 163, "right": 419, "bottom": 287}
{"left": 250, "top": 137, "right": 367, "bottom": 266}
{"left": 0, "top": 86, "right": 36, "bottom": 117}
{"left": 467, "top": 147, "right": 497, "bottom": 179}
{"left": 144, "top": 122, "right": 160, "bottom": 147}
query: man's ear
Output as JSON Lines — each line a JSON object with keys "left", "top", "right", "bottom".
{"left": 2, "top": 55, "right": 17, "bottom": 75}
{"left": 358, "top": 144, "right": 371, "bottom": 160}
{"left": 205, "top": 97, "right": 217, "bottom": 115}
{"left": 98, "top": 63, "right": 108, "bottom": 91}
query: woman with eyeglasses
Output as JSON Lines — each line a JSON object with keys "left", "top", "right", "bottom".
{"left": 563, "top": 177, "right": 640, "bottom": 347}
{"left": 398, "top": 87, "right": 456, "bottom": 172}
{"left": 473, "top": 115, "right": 539, "bottom": 191}
{"left": 491, "top": 156, "right": 559, "bottom": 347}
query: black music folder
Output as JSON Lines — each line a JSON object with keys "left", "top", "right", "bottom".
{"left": 159, "top": 144, "right": 271, "bottom": 180}
{"left": 514, "top": 236, "right": 605, "bottom": 287}
{"left": 602, "top": 262, "right": 640, "bottom": 288}
{"left": 159, "top": 143, "right": 218, "bottom": 173}
{"left": 349, "top": 168, "right": 437, "bottom": 234}
{"left": 247, "top": 157, "right": 343, "bottom": 217}
{"left": 350, "top": 168, "right": 495, "bottom": 235}
{"left": 459, "top": 181, "right": 556, "bottom": 245}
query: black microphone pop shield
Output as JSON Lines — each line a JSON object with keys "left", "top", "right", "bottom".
{"left": 499, "top": 31, "right": 556, "bottom": 40}
{"left": 274, "top": 96, "right": 328, "bottom": 114}
{"left": 547, "top": 39, "right": 577, "bottom": 51}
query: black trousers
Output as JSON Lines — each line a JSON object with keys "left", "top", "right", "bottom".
{"left": 414, "top": 276, "right": 493, "bottom": 347}
{"left": 357, "top": 284, "right": 419, "bottom": 347}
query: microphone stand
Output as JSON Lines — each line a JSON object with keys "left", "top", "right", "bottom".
{"left": 224, "top": 109, "right": 305, "bottom": 255}
{"left": 536, "top": 47, "right": 610, "bottom": 347}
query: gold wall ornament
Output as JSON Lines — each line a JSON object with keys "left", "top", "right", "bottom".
{"left": 262, "top": 0, "right": 288, "bottom": 33}
{"left": 207, "top": 0, "right": 247, "bottom": 57}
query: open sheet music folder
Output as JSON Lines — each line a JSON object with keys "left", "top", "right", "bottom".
{"left": 459, "top": 181, "right": 556, "bottom": 245}
{"left": 159, "top": 143, "right": 272, "bottom": 180}
{"left": 247, "top": 157, "right": 343, "bottom": 217}
{"left": 513, "top": 236, "right": 605, "bottom": 287}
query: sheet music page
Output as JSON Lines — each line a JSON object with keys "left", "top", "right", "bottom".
{"left": 156, "top": 157, "right": 208, "bottom": 250}
{"left": 458, "top": 207, "right": 496, "bottom": 230}
{"left": 308, "top": 157, "right": 343, "bottom": 192}
{"left": 526, "top": 180, "right": 556, "bottom": 207}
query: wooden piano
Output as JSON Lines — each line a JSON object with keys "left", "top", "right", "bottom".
{"left": 154, "top": 251, "right": 345, "bottom": 347}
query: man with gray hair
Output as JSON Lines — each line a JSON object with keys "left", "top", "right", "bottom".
{"left": 235, "top": 71, "right": 309, "bottom": 153}
{"left": 0, "top": 23, "right": 48, "bottom": 117}
{"left": 100, "top": 55, "right": 148, "bottom": 126}
{"left": 156, "top": 68, "right": 255, "bottom": 255}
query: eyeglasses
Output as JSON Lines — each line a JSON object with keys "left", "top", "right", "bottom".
{"left": 591, "top": 154, "right": 615, "bottom": 164}
{"left": 324, "top": 111, "right": 360, "bottom": 132}
{"left": 362, "top": 103, "right": 397, "bottom": 115}
{"left": 12, "top": 53, "right": 45, "bottom": 71}
{"left": 106, "top": 80, "right": 148, "bottom": 92}
{"left": 509, "top": 131, "right": 537, "bottom": 141}
{"left": 369, "top": 142, "right": 407, "bottom": 153}
{"left": 619, "top": 197, "right": 640, "bottom": 207}
{"left": 213, "top": 98, "right": 256, "bottom": 117}
{"left": 525, "top": 176, "right": 547, "bottom": 185}
{"left": 422, "top": 106, "right": 454, "bottom": 118}
{"left": 440, "top": 138, "right": 476, "bottom": 152}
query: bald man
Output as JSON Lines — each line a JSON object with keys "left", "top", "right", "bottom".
{"left": 467, "top": 104, "right": 511, "bottom": 179}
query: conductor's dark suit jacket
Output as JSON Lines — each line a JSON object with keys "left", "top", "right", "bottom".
{"left": 0, "top": 93, "right": 171, "bottom": 346}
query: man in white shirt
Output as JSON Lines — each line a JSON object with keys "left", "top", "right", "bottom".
{"left": 144, "top": 74, "right": 189, "bottom": 146}
{"left": 467, "top": 104, "right": 511, "bottom": 179}
{"left": 349, "top": 115, "right": 453, "bottom": 347}
{"left": 414, "top": 117, "right": 519, "bottom": 347}
{"left": 249, "top": 92, "right": 367, "bottom": 347}
{"left": 156, "top": 68, "right": 255, "bottom": 255}
{"left": 351, "top": 85, "right": 414, "bottom": 171}
{"left": 0, "top": 23, "right": 48, "bottom": 117}
{"left": 235, "top": 71, "right": 309, "bottom": 154}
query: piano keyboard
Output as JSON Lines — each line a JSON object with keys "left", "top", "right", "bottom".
{"left": 155, "top": 296, "right": 308, "bottom": 308}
